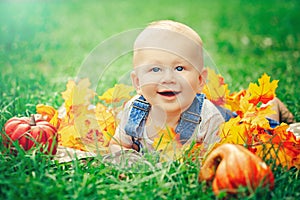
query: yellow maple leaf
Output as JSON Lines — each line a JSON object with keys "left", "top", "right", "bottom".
{"left": 153, "top": 127, "right": 178, "bottom": 150}
{"left": 58, "top": 125, "right": 87, "bottom": 151}
{"left": 95, "top": 103, "right": 115, "bottom": 128}
{"left": 58, "top": 103, "right": 113, "bottom": 152}
{"left": 58, "top": 78, "right": 112, "bottom": 152}
{"left": 248, "top": 73, "right": 278, "bottom": 105}
{"left": 98, "top": 84, "right": 134, "bottom": 104}
{"left": 94, "top": 103, "right": 117, "bottom": 143}
{"left": 225, "top": 89, "right": 247, "bottom": 111}
{"left": 202, "top": 68, "right": 230, "bottom": 106}
{"left": 36, "top": 104, "right": 60, "bottom": 129}
{"left": 152, "top": 127, "right": 183, "bottom": 161}
{"left": 219, "top": 117, "right": 248, "bottom": 144}
{"left": 247, "top": 107, "right": 275, "bottom": 128}
{"left": 237, "top": 98, "right": 275, "bottom": 129}
{"left": 61, "top": 78, "right": 96, "bottom": 114}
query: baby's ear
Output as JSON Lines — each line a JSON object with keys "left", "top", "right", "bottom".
{"left": 130, "top": 71, "right": 142, "bottom": 94}
{"left": 197, "top": 68, "right": 208, "bottom": 93}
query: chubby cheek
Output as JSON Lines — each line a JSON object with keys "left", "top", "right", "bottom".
{"left": 140, "top": 84, "right": 157, "bottom": 99}
{"left": 138, "top": 74, "right": 160, "bottom": 92}
{"left": 133, "top": 73, "right": 155, "bottom": 94}
{"left": 186, "top": 75, "right": 204, "bottom": 94}
{"left": 179, "top": 77, "right": 198, "bottom": 94}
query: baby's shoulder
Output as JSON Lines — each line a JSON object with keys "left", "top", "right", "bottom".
{"left": 124, "top": 95, "right": 140, "bottom": 108}
{"left": 202, "top": 99, "right": 223, "bottom": 119}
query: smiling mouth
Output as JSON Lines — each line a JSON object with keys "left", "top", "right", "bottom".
{"left": 157, "top": 91, "right": 181, "bottom": 97}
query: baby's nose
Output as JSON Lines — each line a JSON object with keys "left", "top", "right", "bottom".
{"left": 161, "top": 69, "right": 175, "bottom": 83}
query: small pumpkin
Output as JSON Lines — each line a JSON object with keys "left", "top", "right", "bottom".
{"left": 199, "top": 144, "right": 274, "bottom": 195}
{"left": 3, "top": 115, "right": 58, "bottom": 155}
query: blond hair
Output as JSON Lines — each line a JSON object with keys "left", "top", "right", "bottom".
{"left": 146, "top": 20, "right": 203, "bottom": 46}
{"left": 133, "top": 20, "right": 204, "bottom": 70}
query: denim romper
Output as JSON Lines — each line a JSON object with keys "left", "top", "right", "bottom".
{"left": 124, "top": 94, "right": 205, "bottom": 152}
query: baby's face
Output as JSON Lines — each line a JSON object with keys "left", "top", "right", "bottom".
{"left": 131, "top": 49, "right": 206, "bottom": 115}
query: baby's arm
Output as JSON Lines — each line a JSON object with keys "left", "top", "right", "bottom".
{"left": 108, "top": 100, "right": 134, "bottom": 153}
{"left": 109, "top": 127, "right": 132, "bottom": 153}
{"left": 201, "top": 114, "right": 224, "bottom": 146}
{"left": 196, "top": 100, "right": 225, "bottom": 149}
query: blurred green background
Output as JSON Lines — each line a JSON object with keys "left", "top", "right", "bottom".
{"left": 0, "top": 0, "right": 299, "bottom": 121}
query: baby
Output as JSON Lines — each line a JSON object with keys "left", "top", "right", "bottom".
{"left": 109, "top": 20, "right": 225, "bottom": 154}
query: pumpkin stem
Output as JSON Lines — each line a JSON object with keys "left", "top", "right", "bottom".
{"left": 199, "top": 147, "right": 225, "bottom": 181}
{"left": 29, "top": 114, "right": 36, "bottom": 126}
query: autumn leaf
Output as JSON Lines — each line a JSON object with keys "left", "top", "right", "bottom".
{"left": 153, "top": 127, "right": 179, "bottom": 150}
{"left": 183, "top": 141, "right": 206, "bottom": 161}
{"left": 219, "top": 117, "right": 248, "bottom": 145}
{"left": 254, "top": 123, "right": 300, "bottom": 169}
{"left": 248, "top": 73, "right": 278, "bottom": 105}
{"left": 218, "top": 73, "right": 299, "bottom": 169}
{"left": 95, "top": 103, "right": 115, "bottom": 128}
{"left": 61, "top": 78, "right": 96, "bottom": 114}
{"left": 255, "top": 141, "right": 300, "bottom": 170}
{"left": 48, "top": 73, "right": 299, "bottom": 168}
{"left": 98, "top": 84, "right": 134, "bottom": 104}
{"left": 152, "top": 127, "right": 183, "bottom": 161}
{"left": 58, "top": 125, "right": 87, "bottom": 151}
{"left": 58, "top": 78, "right": 111, "bottom": 152}
{"left": 36, "top": 104, "right": 61, "bottom": 129}
{"left": 94, "top": 103, "right": 117, "bottom": 144}
{"left": 202, "top": 68, "right": 230, "bottom": 106}
{"left": 220, "top": 93, "right": 299, "bottom": 169}
{"left": 238, "top": 98, "right": 275, "bottom": 129}
{"left": 225, "top": 89, "right": 247, "bottom": 111}
{"left": 58, "top": 105, "right": 92, "bottom": 151}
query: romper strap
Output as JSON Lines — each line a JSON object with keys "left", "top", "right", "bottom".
{"left": 175, "top": 93, "right": 205, "bottom": 144}
{"left": 124, "top": 95, "right": 151, "bottom": 152}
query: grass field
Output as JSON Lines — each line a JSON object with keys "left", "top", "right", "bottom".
{"left": 0, "top": 0, "right": 299, "bottom": 199}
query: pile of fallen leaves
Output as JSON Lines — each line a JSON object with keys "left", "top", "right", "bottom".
{"left": 207, "top": 70, "right": 299, "bottom": 169}
{"left": 36, "top": 69, "right": 300, "bottom": 169}
{"left": 37, "top": 80, "right": 134, "bottom": 154}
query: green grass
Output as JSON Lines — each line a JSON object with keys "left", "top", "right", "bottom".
{"left": 0, "top": 0, "right": 299, "bottom": 199}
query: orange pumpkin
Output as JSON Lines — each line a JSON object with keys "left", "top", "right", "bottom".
{"left": 3, "top": 115, "right": 58, "bottom": 155}
{"left": 199, "top": 144, "right": 274, "bottom": 195}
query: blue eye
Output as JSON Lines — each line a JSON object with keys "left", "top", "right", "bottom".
{"left": 175, "top": 66, "right": 184, "bottom": 71}
{"left": 152, "top": 67, "right": 161, "bottom": 72}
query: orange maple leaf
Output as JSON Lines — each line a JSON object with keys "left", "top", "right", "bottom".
{"left": 248, "top": 73, "right": 278, "bottom": 105}
{"left": 254, "top": 123, "right": 300, "bottom": 169}
{"left": 183, "top": 141, "right": 206, "bottom": 161}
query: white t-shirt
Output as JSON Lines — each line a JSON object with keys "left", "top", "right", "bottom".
{"left": 112, "top": 95, "right": 224, "bottom": 153}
